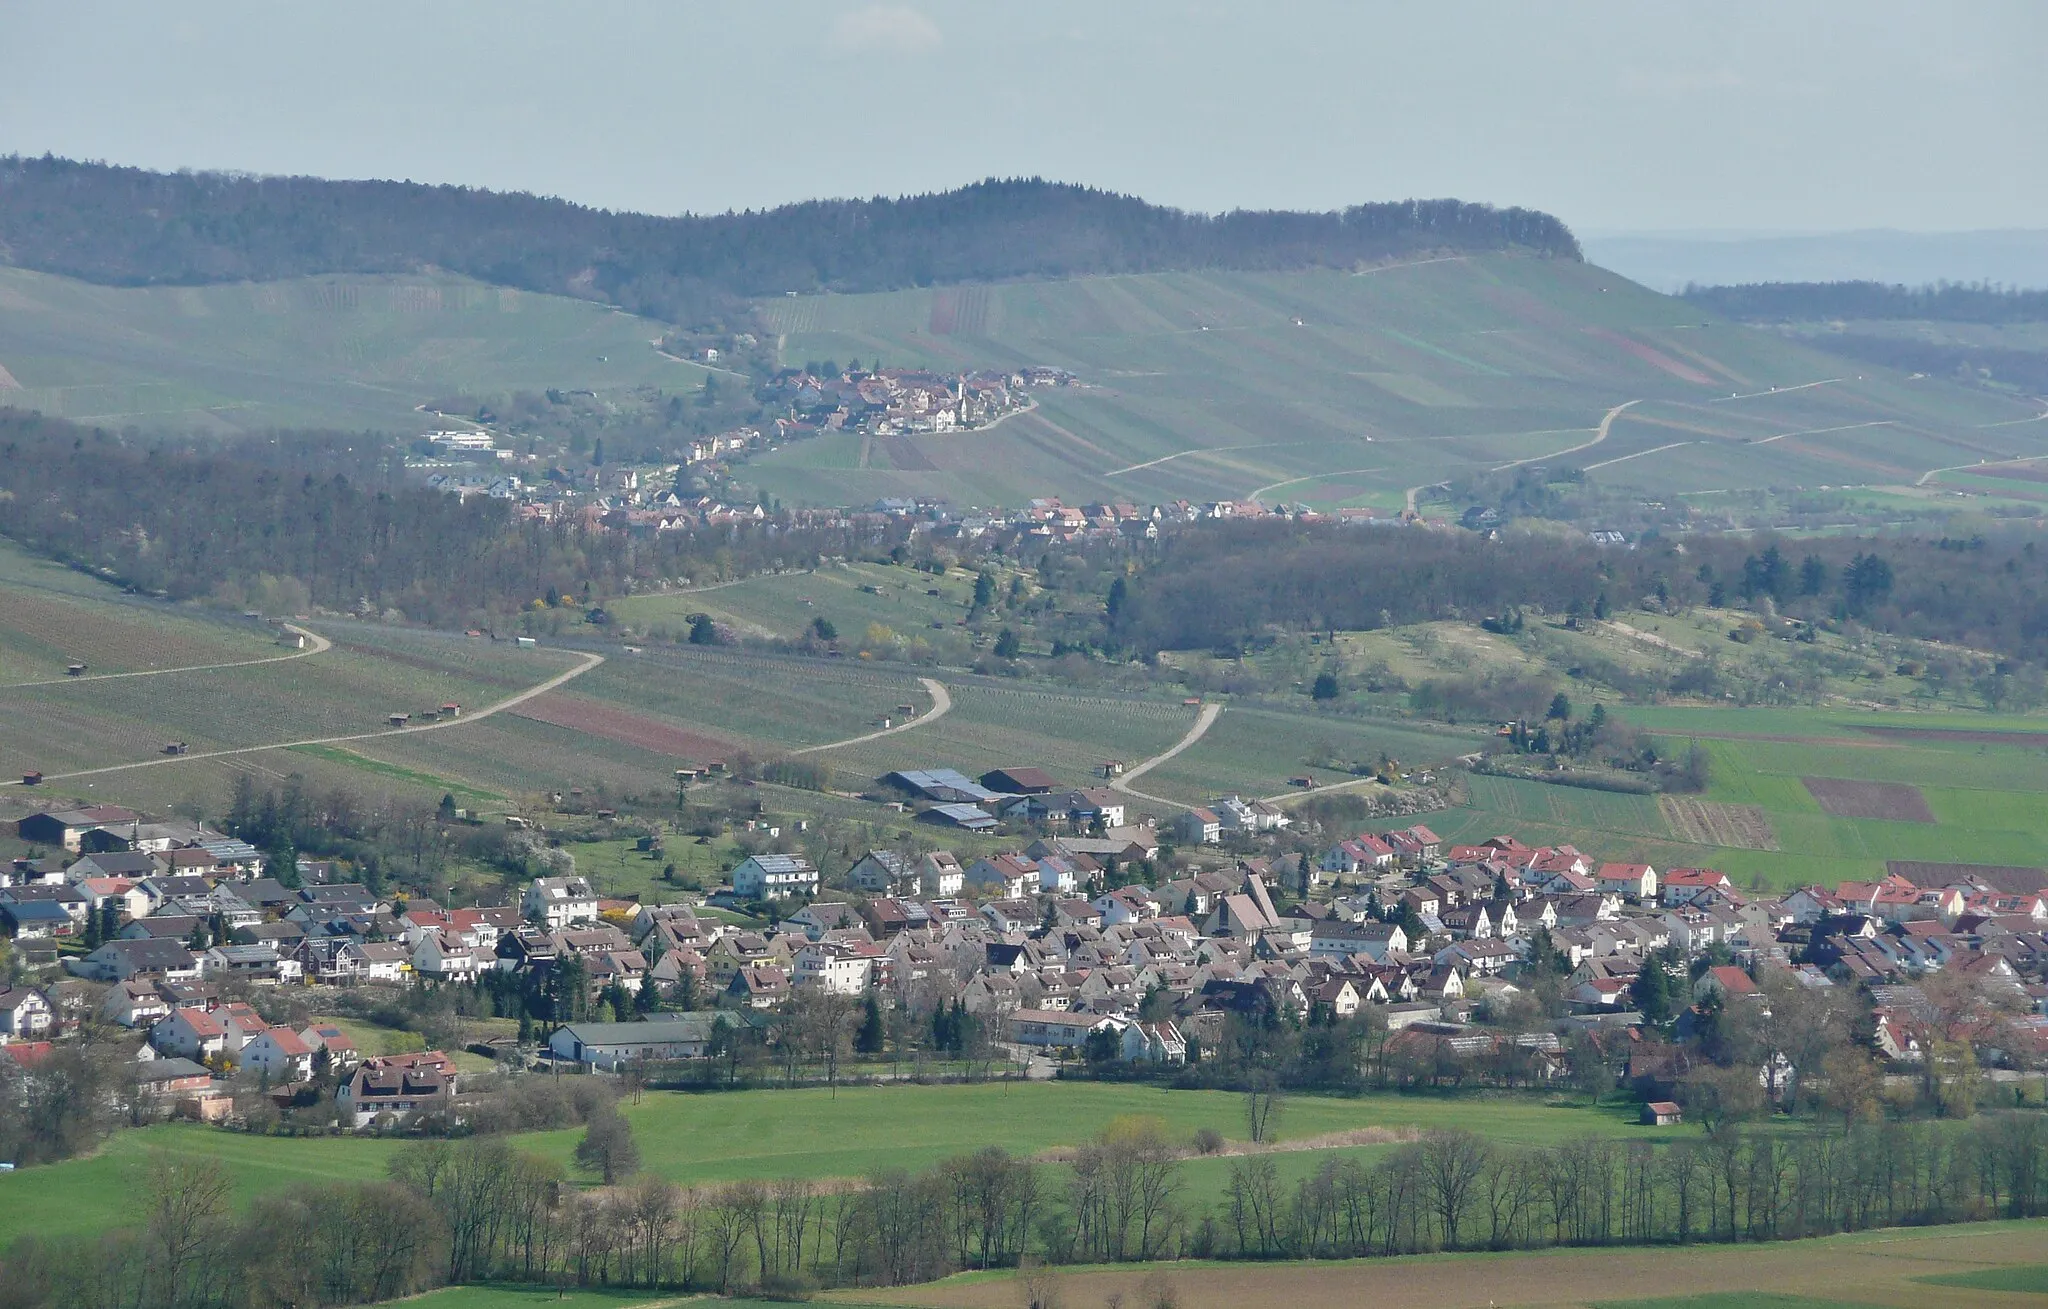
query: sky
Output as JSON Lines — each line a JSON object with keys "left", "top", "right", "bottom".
{"left": 2, "top": 1, "right": 2042, "bottom": 236}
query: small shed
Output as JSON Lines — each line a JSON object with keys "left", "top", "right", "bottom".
{"left": 22, "top": 770, "right": 44, "bottom": 786}
{"left": 441, "top": 703, "right": 461, "bottom": 717}
{"left": 66, "top": 663, "right": 87, "bottom": 677}
{"left": 1641, "top": 1100, "right": 1683, "bottom": 1127}
{"left": 163, "top": 742, "right": 189, "bottom": 756}
{"left": 387, "top": 713, "right": 411, "bottom": 727}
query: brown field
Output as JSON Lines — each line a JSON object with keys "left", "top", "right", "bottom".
{"left": 846, "top": 1220, "right": 2048, "bottom": 1309}
{"left": 1856, "top": 725, "right": 2048, "bottom": 746}
{"left": 1801, "top": 777, "right": 1936, "bottom": 823}
{"left": 1888, "top": 860, "right": 2048, "bottom": 893}
{"left": 1658, "top": 796, "right": 1779, "bottom": 850}
{"left": 511, "top": 692, "right": 735, "bottom": 762}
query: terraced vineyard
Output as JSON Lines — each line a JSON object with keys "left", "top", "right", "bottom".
{"left": 0, "top": 266, "right": 711, "bottom": 433}
{"left": 746, "top": 256, "right": 2041, "bottom": 509}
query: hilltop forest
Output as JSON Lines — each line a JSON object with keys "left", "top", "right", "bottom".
{"left": 0, "top": 156, "right": 1580, "bottom": 324}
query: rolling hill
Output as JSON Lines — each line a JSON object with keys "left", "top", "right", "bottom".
{"left": 0, "top": 266, "right": 708, "bottom": 433}
{"left": 744, "top": 254, "right": 2044, "bottom": 509}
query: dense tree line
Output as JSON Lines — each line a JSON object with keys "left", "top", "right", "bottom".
{"left": 1682, "top": 280, "right": 2048, "bottom": 324}
{"left": 1097, "top": 520, "right": 2048, "bottom": 668}
{"left": 0, "top": 408, "right": 911, "bottom": 626}
{"left": 11, "top": 1108, "right": 2042, "bottom": 1308}
{"left": 0, "top": 156, "right": 1580, "bottom": 324}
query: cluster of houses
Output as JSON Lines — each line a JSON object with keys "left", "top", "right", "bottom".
{"left": 12, "top": 795, "right": 2048, "bottom": 1130}
{"left": 768, "top": 365, "right": 1069, "bottom": 439}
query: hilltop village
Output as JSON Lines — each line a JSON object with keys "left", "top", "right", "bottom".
{"left": 5, "top": 780, "right": 2044, "bottom": 1130}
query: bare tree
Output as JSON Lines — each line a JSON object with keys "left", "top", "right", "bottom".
{"left": 1243, "top": 1071, "right": 1285, "bottom": 1145}
{"left": 1419, "top": 1128, "right": 1491, "bottom": 1248}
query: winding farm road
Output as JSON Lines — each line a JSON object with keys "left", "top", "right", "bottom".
{"left": 792, "top": 677, "right": 952, "bottom": 755}
{"left": 1, "top": 623, "right": 333, "bottom": 690}
{"left": 1111, "top": 702, "right": 1221, "bottom": 809}
{"left": 3, "top": 641, "right": 605, "bottom": 788}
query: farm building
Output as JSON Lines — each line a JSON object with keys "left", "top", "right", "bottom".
{"left": 1642, "top": 1101, "right": 1683, "bottom": 1126}
{"left": 981, "top": 767, "right": 1058, "bottom": 795}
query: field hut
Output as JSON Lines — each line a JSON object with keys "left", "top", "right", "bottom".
{"left": 441, "top": 703, "right": 461, "bottom": 717}
{"left": 387, "top": 713, "right": 411, "bottom": 727}
{"left": 162, "top": 742, "right": 189, "bottom": 756}
{"left": 1641, "top": 1101, "right": 1683, "bottom": 1127}
{"left": 21, "top": 771, "right": 44, "bottom": 786}
{"left": 65, "top": 663, "right": 87, "bottom": 677}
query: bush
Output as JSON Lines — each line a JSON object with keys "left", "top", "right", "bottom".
{"left": 1191, "top": 1127, "right": 1225, "bottom": 1155}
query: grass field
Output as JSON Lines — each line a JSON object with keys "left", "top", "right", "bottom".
{"left": 0, "top": 266, "right": 710, "bottom": 434}
{"left": 744, "top": 257, "right": 2041, "bottom": 509}
{"left": 0, "top": 1083, "right": 1668, "bottom": 1248}
{"left": 607, "top": 561, "right": 981, "bottom": 644}
{"left": 856, "top": 1219, "right": 2048, "bottom": 1309}
{"left": 1419, "top": 704, "right": 2048, "bottom": 889}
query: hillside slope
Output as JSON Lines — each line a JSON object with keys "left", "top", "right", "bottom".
{"left": 0, "top": 266, "right": 706, "bottom": 432}
{"left": 745, "top": 255, "right": 2042, "bottom": 508}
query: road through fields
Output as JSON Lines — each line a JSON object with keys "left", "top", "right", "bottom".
{"left": 1111, "top": 702, "right": 1221, "bottom": 809}
{"left": 0, "top": 622, "right": 332, "bottom": 689}
{"left": 795, "top": 677, "right": 952, "bottom": 755}
{"left": 3, "top": 639, "right": 604, "bottom": 787}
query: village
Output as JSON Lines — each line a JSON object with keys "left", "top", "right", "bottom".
{"left": 5, "top": 772, "right": 2046, "bottom": 1135}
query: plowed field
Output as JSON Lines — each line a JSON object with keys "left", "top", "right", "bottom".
{"left": 1659, "top": 795, "right": 1779, "bottom": 850}
{"left": 1802, "top": 777, "right": 1935, "bottom": 823}
{"left": 511, "top": 693, "right": 734, "bottom": 762}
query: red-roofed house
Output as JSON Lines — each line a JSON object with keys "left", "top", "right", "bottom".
{"left": 241, "top": 1026, "right": 315, "bottom": 1082}
{"left": 1696, "top": 965, "right": 1759, "bottom": 1001}
{"left": 1661, "top": 868, "right": 1732, "bottom": 907}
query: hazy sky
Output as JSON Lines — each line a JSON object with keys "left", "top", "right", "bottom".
{"left": 3, "top": 1, "right": 2041, "bottom": 234}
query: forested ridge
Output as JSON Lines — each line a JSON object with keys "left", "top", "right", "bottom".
{"left": 0, "top": 409, "right": 904, "bottom": 626}
{"left": 1682, "top": 280, "right": 2048, "bottom": 323}
{"left": 0, "top": 155, "right": 1580, "bottom": 323}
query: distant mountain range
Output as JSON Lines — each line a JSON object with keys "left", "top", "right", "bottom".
{"left": 1584, "top": 229, "right": 2048, "bottom": 292}
{"left": 0, "top": 156, "right": 1579, "bottom": 324}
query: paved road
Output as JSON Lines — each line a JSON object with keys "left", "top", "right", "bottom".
{"left": 0, "top": 622, "right": 332, "bottom": 691}
{"left": 1111, "top": 702, "right": 1221, "bottom": 809}
{"left": 4, "top": 639, "right": 605, "bottom": 788}
{"left": 792, "top": 677, "right": 952, "bottom": 755}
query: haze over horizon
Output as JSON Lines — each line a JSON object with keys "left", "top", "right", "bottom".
{"left": 3, "top": 1, "right": 2041, "bottom": 241}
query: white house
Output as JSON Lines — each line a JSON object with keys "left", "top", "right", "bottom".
{"left": 523, "top": 876, "right": 600, "bottom": 928}
{"left": 793, "top": 941, "right": 873, "bottom": 996}
{"left": 731, "top": 854, "right": 819, "bottom": 900}
{"left": 1008, "top": 1008, "right": 1123, "bottom": 1052}
{"left": 0, "top": 986, "right": 54, "bottom": 1039}
{"left": 240, "top": 1027, "right": 316, "bottom": 1083}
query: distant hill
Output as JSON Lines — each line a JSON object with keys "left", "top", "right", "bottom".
{"left": 1680, "top": 282, "right": 2048, "bottom": 323}
{"left": 0, "top": 155, "right": 1579, "bottom": 324}
{"left": 1583, "top": 229, "right": 2048, "bottom": 293}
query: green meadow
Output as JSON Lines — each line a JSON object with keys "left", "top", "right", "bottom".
{"left": 0, "top": 1083, "right": 1673, "bottom": 1247}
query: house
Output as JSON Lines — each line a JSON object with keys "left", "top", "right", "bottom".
{"left": 337, "top": 1053, "right": 457, "bottom": 1129}
{"left": 727, "top": 965, "right": 792, "bottom": 1008}
{"left": 1121, "top": 1019, "right": 1188, "bottom": 1064}
{"left": 1322, "top": 834, "right": 1396, "bottom": 875}
{"left": 1595, "top": 863, "right": 1658, "bottom": 903}
{"left": 1695, "top": 965, "right": 1760, "bottom": 1002}
{"left": 523, "top": 876, "right": 600, "bottom": 928}
{"left": 921, "top": 851, "right": 966, "bottom": 897}
{"left": 545, "top": 1012, "right": 743, "bottom": 1069}
{"left": 299, "top": 1023, "right": 362, "bottom": 1068}
{"left": 240, "top": 1026, "right": 315, "bottom": 1083}
{"left": 1661, "top": 868, "right": 1732, "bottom": 907}
{"left": 966, "top": 855, "right": 1038, "bottom": 901}
{"left": 1641, "top": 1101, "right": 1683, "bottom": 1127}
{"left": 0, "top": 986, "right": 54, "bottom": 1039}
{"left": 1310, "top": 920, "right": 1408, "bottom": 961}
{"left": 152, "top": 1007, "right": 230, "bottom": 1062}
{"left": 0, "top": 901, "right": 75, "bottom": 939}
{"left": 101, "top": 979, "right": 174, "bottom": 1028}
{"left": 731, "top": 854, "right": 819, "bottom": 899}
{"left": 70, "top": 938, "right": 202, "bottom": 983}
{"left": 202, "top": 944, "right": 301, "bottom": 985}
{"left": 1169, "top": 806, "right": 1222, "bottom": 846}
{"left": 1009, "top": 1008, "right": 1122, "bottom": 1052}
{"left": 1214, "top": 795, "right": 1290, "bottom": 834}
{"left": 1048, "top": 789, "right": 1126, "bottom": 832}
{"left": 849, "top": 850, "right": 916, "bottom": 894}
{"left": 793, "top": 940, "right": 875, "bottom": 995}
